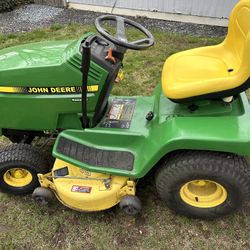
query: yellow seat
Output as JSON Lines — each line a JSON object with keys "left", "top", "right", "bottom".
{"left": 162, "top": 0, "right": 250, "bottom": 102}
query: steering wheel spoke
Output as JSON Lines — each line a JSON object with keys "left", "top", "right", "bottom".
{"left": 131, "top": 38, "right": 151, "bottom": 45}
{"left": 115, "top": 16, "right": 128, "bottom": 42}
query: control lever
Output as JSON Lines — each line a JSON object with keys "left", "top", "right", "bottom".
{"left": 105, "top": 48, "right": 116, "bottom": 64}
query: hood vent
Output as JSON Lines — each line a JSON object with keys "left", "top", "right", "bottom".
{"left": 67, "top": 54, "right": 102, "bottom": 82}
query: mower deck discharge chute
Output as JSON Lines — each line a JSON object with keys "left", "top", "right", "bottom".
{"left": 0, "top": 1, "right": 250, "bottom": 218}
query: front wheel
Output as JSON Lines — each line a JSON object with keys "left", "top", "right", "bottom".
{"left": 0, "top": 144, "right": 49, "bottom": 195}
{"left": 155, "top": 151, "right": 250, "bottom": 218}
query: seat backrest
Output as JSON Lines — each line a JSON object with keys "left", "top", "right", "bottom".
{"left": 225, "top": 0, "right": 250, "bottom": 72}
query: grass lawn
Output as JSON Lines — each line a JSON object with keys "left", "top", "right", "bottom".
{"left": 0, "top": 24, "right": 249, "bottom": 250}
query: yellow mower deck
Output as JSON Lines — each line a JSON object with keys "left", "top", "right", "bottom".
{"left": 38, "top": 159, "right": 136, "bottom": 212}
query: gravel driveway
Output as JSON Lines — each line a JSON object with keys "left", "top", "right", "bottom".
{"left": 0, "top": 4, "right": 227, "bottom": 37}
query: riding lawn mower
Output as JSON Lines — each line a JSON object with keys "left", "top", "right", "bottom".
{"left": 0, "top": 0, "right": 250, "bottom": 218}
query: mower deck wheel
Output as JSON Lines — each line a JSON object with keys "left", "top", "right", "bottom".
{"left": 32, "top": 187, "right": 54, "bottom": 205}
{"left": 119, "top": 195, "right": 141, "bottom": 215}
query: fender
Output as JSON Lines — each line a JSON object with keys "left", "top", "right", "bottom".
{"left": 52, "top": 87, "right": 250, "bottom": 178}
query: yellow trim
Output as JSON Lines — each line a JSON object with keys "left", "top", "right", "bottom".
{"left": 0, "top": 85, "right": 99, "bottom": 94}
{"left": 87, "top": 85, "right": 99, "bottom": 92}
{"left": 180, "top": 179, "right": 227, "bottom": 208}
{"left": 3, "top": 168, "right": 33, "bottom": 187}
{"left": 0, "top": 87, "right": 20, "bottom": 93}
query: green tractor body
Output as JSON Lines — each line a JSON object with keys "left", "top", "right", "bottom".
{"left": 0, "top": 10, "right": 249, "bottom": 218}
{"left": 1, "top": 33, "right": 250, "bottom": 178}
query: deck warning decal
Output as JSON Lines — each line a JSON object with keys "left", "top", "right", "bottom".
{"left": 71, "top": 185, "right": 92, "bottom": 193}
{"left": 100, "top": 98, "right": 136, "bottom": 129}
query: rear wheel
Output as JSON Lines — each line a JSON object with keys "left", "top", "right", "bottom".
{"left": 0, "top": 144, "right": 49, "bottom": 195}
{"left": 155, "top": 151, "right": 250, "bottom": 218}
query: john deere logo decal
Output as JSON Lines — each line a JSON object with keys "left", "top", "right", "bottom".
{"left": 0, "top": 85, "right": 99, "bottom": 94}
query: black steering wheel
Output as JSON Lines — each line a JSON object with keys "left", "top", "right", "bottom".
{"left": 95, "top": 15, "right": 154, "bottom": 50}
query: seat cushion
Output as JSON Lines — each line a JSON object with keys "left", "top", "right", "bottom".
{"left": 161, "top": 46, "right": 249, "bottom": 101}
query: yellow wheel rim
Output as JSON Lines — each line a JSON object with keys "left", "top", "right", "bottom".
{"left": 3, "top": 168, "right": 33, "bottom": 187}
{"left": 180, "top": 180, "right": 227, "bottom": 208}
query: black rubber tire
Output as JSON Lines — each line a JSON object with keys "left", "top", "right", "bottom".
{"left": 119, "top": 195, "right": 142, "bottom": 215}
{"left": 0, "top": 144, "right": 49, "bottom": 195}
{"left": 32, "top": 187, "right": 54, "bottom": 205}
{"left": 155, "top": 151, "right": 250, "bottom": 219}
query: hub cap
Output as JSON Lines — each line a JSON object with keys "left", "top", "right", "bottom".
{"left": 180, "top": 180, "right": 227, "bottom": 208}
{"left": 3, "top": 168, "right": 33, "bottom": 187}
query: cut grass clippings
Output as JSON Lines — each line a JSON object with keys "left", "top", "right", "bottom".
{"left": 0, "top": 24, "right": 249, "bottom": 250}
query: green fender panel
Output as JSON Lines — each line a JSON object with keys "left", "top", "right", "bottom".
{"left": 53, "top": 85, "right": 250, "bottom": 178}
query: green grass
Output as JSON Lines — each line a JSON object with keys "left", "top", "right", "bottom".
{"left": 0, "top": 24, "right": 249, "bottom": 250}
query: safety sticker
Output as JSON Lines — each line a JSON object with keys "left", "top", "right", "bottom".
{"left": 71, "top": 185, "right": 92, "bottom": 193}
{"left": 0, "top": 85, "right": 99, "bottom": 94}
{"left": 100, "top": 98, "right": 136, "bottom": 129}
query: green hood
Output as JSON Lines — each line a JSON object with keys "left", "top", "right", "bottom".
{"left": 0, "top": 40, "right": 72, "bottom": 71}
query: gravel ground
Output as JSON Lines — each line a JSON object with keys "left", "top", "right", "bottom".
{"left": 0, "top": 4, "right": 227, "bottom": 37}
